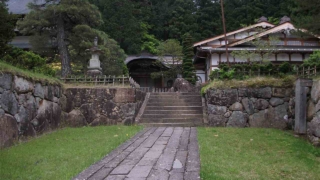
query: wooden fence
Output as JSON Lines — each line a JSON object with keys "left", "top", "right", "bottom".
{"left": 60, "top": 75, "right": 140, "bottom": 88}
{"left": 211, "top": 66, "right": 319, "bottom": 79}
{"left": 296, "top": 66, "right": 318, "bottom": 78}
{"left": 211, "top": 69, "right": 275, "bottom": 79}
{"left": 139, "top": 87, "right": 171, "bottom": 93}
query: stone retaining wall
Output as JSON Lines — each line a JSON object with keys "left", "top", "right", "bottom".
{"left": 0, "top": 74, "right": 62, "bottom": 148}
{"left": 205, "top": 87, "right": 295, "bottom": 129}
{"left": 61, "top": 88, "right": 145, "bottom": 127}
{"left": 0, "top": 73, "right": 145, "bottom": 148}
{"left": 307, "top": 81, "right": 320, "bottom": 146}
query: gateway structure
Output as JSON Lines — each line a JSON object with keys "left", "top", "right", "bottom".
{"left": 193, "top": 16, "right": 320, "bottom": 82}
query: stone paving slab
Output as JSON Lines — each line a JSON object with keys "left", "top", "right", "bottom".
{"left": 73, "top": 127, "right": 200, "bottom": 180}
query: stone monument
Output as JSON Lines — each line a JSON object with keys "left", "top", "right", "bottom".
{"left": 87, "top": 37, "right": 103, "bottom": 76}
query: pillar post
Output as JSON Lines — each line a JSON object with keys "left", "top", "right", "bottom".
{"left": 294, "top": 78, "right": 313, "bottom": 134}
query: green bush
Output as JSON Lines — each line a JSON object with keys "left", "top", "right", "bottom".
{"left": 214, "top": 62, "right": 295, "bottom": 80}
{"left": 278, "top": 62, "right": 292, "bottom": 74}
{"left": 1, "top": 46, "right": 56, "bottom": 76}
{"left": 210, "top": 68, "right": 236, "bottom": 80}
{"left": 301, "top": 50, "right": 320, "bottom": 67}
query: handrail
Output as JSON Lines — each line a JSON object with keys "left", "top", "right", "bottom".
{"left": 60, "top": 75, "right": 140, "bottom": 88}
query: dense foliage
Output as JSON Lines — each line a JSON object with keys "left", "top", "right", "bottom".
{"left": 182, "top": 33, "right": 197, "bottom": 84}
{"left": 18, "top": 0, "right": 103, "bottom": 77}
{"left": 88, "top": 0, "right": 295, "bottom": 54}
{"left": 1, "top": 46, "right": 56, "bottom": 76}
{"left": 210, "top": 62, "right": 296, "bottom": 80}
{"left": 0, "top": 1, "right": 15, "bottom": 57}
{"left": 292, "top": 0, "right": 320, "bottom": 35}
{"left": 18, "top": 0, "right": 127, "bottom": 77}
{"left": 301, "top": 51, "right": 320, "bottom": 67}
{"left": 150, "top": 39, "right": 183, "bottom": 79}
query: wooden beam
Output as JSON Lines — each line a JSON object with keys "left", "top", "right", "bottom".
{"left": 289, "top": 53, "right": 291, "bottom": 62}
{"left": 220, "top": 0, "right": 229, "bottom": 66}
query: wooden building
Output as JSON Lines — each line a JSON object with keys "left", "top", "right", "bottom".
{"left": 125, "top": 52, "right": 178, "bottom": 89}
{"left": 193, "top": 16, "right": 320, "bottom": 82}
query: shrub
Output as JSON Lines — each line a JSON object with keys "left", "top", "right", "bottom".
{"left": 278, "top": 62, "right": 292, "bottom": 74}
{"left": 210, "top": 68, "right": 235, "bottom": 80}
{"left": 1, "top": 46, "right": 56, "bottom": 76}
{"left": 301, "top": 50, "right": 320, "bottom": 67}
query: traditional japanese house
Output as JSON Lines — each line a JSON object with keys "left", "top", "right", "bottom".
{"left": 193, "top": 16, "right": 320, "bottom": 82}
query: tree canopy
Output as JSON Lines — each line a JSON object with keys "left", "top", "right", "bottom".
{"left": 18, "top": 0, "right": 102, "bottom": 77}
{"left": 292, "top": 0, "right": 320, "bottom": 35}
{"left": 18, "top": 0, "right": 126, "bottom": 77}
{"left": 0, "top": 1, "right": 15, "bottom": 57}
{"left": 87, "top": 0, "right": 296, "bottom": 54}
{"left": 182, "top": 33, "right": 197, "bottom": 84}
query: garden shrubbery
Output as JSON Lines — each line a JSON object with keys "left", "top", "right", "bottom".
{"left": 0, "top": 46, "right": 56, "bottom": 76}
{"left": 301, "top": 50, "right": 320, "bottom": 67}
{"left": 210, "top": 62, "right": 296, "bottom": 80}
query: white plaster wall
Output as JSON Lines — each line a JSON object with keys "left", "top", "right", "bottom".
{"left": 208, "top": 40, "right": 220, "bottom": 46}
{"left": 249, "top": 31, "right": 258, "bottom": 36}
{"left": 211, "top": 53, "right": 219, "bottom": 65}
{"left": 291, "top": 53, "right": 303, "bottom": 61}
{"left": 234, "top": 55, "right": 247, "bottom": 62}
{"left": 304, "top": 42, "right": 319, "bottom": 46}
{"left": 221, "top": 53, "right": 227, "bottom": 62}
{"left": 277, "top": 53, "right": 289, "bottom": 61}
{"left": 287, "top": 41, "right": 302, "bottom": 46}
{"left": 206, "top": 58, "right": 210, "bottom": 80}
{"left": 266, "top": 54, "right": 276, "bottom": 61}
{"left": 305, "top": 54, "right": 311, "bottom": 59}
{"left": 235, "top": 32, "right": 249, "bottom": 39}
{"left": 196, "top": 70, "right": 206, "bottom": 83}
{"left": 220, "top": 41, "right": 228, "bottom": 45}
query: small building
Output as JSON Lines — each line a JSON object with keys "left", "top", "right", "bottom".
{"left": 125, "top": 52, "right": 178, "bottom": 89}
{"left": 7, "top": 0, "right": 47, "bottom": 50}
{"left": 193, "top": 16, "right": 320, "bottom": 82}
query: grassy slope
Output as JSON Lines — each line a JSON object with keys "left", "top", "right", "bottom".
{"left": 0, "top": 61, "right": 61, "bottom": 85}
{"left": 201, "top": 76, "right": 296, "bottom": 95}
{"left": 0, "top": 126, "right": 142, "bottom": 180}
{"left": 198, "top": 128, "right": 320, "bottom": 180}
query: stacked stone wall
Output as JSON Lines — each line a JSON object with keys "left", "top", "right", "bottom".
{"left": 61, "top": 88, "right": 145, "bottom": 127}
{"left": 0, "top": 73, "right": 146, "bottom": 148}
{"left": 205, "top": 87, "right": 295, "bottom": 129}
{"left": 307, "top": 81, "right": 320, "bottom": 146}
{"left": 0, "top": 74, "right": 62, "bottom": 148}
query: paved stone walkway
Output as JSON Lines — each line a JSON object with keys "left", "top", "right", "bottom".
{"left": 73, "top": 127, "right": 200, "bottom": 180}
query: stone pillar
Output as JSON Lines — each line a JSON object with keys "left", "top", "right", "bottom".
{"left": 294, "top": 79, "right": 313, "bottom": 134}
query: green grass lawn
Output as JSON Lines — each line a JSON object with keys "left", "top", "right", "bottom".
{"left": 0, "top": 126, "right": 142, "bottom": 180}
{"left": 198, "top": 128, "right": 320, "bottom": 180}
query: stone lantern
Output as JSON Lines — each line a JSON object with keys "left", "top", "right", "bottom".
{"left": 87, "top": 37, "right": 103, "bottom": 76}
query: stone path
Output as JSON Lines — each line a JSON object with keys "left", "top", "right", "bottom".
{"left": 73, "top": 127, "right": 200, "bottom": 180}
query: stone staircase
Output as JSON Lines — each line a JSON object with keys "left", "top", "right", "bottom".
{"left": 139, "top": 92, "right": 203, "bottom": 127}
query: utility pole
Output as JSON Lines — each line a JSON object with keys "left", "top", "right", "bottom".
{"left": 220, "top": 0, "right": 230, "bottom": 66}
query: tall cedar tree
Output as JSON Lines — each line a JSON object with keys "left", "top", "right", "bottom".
{"left": 182, "top": 33, "right": 196, "bottom": 84}
{"left": 87, "top": 0, "right": 295, "bottom": 52}
{"left": 293, "top": 0, "right": 320, "bottom": 35}
{"left": 18, "top": 0, "right": 102, "bottom": 77}
{"left": 89, "top": 0, "right": 154, "bottom": 54}
{"left": 0, "top": 1, "right": 15, "bottom": 57}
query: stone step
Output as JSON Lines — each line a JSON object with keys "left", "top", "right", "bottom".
{"left": 141, "top": 114, "right": 203, "bottom": 119}
{"left": 147, "top": 99, "right": 202, "bottom": 103}
{"left": 147, "top": 102, "right": 202, "bottom": 106}
{"left": 150, "top": 92, "right": 201, "bottom": 96}
{"left": 139, "top": 122, "right": 203, "bottom": 127}
{"left": 140, "top": 118, "right": 203, "bottom": 123}
{"left": 144, "top": 110, "right": 203, "bottom": 114}
{"left": 144, "top": 106, "right": 203, "bottom": 111}
{"left": 149, "top": 95, "right": 202, "bottom": 98}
